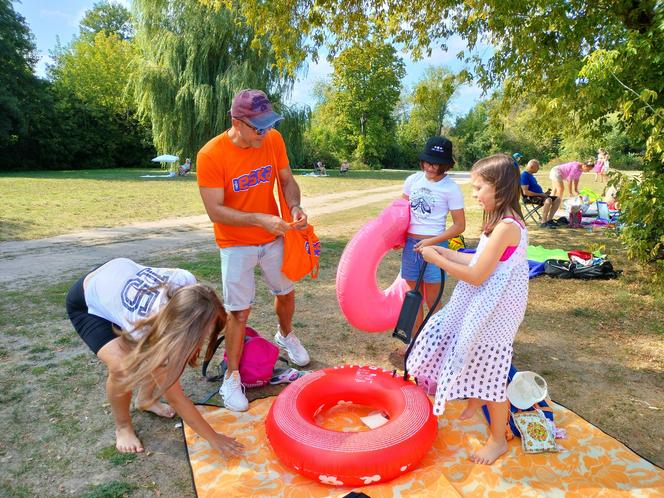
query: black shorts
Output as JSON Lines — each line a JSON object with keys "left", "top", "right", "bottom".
{"left": 525, "top": 195, "right": 557, "bottom": 206}
{"left": 66, "top": 275, "right": 118, "bottom": 355}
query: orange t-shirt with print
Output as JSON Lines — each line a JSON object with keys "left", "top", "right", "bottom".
{"left": 196, "top": 129, "right": 289, "bottom": 248}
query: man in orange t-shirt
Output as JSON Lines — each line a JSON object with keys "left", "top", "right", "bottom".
{"left": 197, "top": 89, "right": 311, "bottom": 412}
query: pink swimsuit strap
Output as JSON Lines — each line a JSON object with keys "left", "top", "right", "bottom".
{"left": 499, "top": 217, "right": 524, "bottom": 261}
{"left": 500, "top": 246, "right": 517, "bottom": 261}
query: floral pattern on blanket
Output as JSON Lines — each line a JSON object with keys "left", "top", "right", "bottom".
{"left": 184, "top": 398, "right": 664, "bottom": 497}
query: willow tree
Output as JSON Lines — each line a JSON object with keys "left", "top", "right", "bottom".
{"left": 277, "top": 104, "right": 311, "bottom": 167}
{"left": 131, "top": 0, "right": 295, "bottom": 160}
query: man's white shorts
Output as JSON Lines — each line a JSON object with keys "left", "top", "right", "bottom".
{"left": 220, "top": 237, "right": 294, "bottom": 311}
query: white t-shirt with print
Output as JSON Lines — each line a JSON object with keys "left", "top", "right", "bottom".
{"left": 404, "top": 172, "right": 465, "bottom": 236}
{"left": 85, "top": 258, "right": 196, "bottom": 340}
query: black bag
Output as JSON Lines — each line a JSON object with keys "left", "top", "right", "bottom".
{"left": 571, "top": 260, "right": 619, "bottom": 279}
{"left": 543, "top": 259, "right": 574, "bottom": 278}
{"left": 543, "top": 259, "right": 619, "bottom": 280}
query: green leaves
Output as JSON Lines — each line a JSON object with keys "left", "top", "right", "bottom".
{"left": 131, "top": 0, "right": 295, "bottom": 159}
{"left": 50, "top": 32, "right": 136, "bottom": 114}
{"left": 309, "top": 39, "right": 405, "bottom": 166}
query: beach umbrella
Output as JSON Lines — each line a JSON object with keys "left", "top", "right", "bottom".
{"left": 151, "top": 154, "right": 179, "bottom": 163}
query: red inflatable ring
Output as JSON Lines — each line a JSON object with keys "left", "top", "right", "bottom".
{"left": 265, "top": 365, "right": 438, "bottom": 487}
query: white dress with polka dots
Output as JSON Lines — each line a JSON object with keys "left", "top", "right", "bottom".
{"left": 406, "top": 218, "right": 529, "bottom": 416}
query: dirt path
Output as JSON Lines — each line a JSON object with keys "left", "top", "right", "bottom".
{"left": 0, "top": 184, "right": 410, "bottom": 287}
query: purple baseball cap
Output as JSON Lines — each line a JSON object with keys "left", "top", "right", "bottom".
{"left": 230, "top": 89, "right": 284, "bottom": 130}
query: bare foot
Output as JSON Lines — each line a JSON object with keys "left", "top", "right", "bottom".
{"left": 460, "top": 398, "right": 483, "bottom": 420}
{"left": 470, "top": 436, "right": 508, "bottom": 465}
{"left": 142, "top": 401, "right": 176, "bottom": 418}
{"left": 116, "top": 425, "right": 144, "bottom": 453}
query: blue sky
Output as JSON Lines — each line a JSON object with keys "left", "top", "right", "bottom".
{"left": 15, "top": 0, "right": 486, "bottom": 119}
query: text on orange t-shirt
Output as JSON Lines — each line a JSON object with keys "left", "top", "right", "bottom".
{"left": 197, "top": 129, "right": 289, "bottom": 248}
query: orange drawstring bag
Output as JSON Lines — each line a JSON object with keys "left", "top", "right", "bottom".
{"left": 275, "top": 172, "right": 320, "bottom": 281}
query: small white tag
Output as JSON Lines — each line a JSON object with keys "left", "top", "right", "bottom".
{"left": 360, "top": 412, "right": 389, "bottom": 429}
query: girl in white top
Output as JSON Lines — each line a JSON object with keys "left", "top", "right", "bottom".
{"left": 401, "top": 136, "right": 465, "bottom": 337}
{"left": 66, "top": 258, "right": 243, "bottom": 457}
{"left": 407, "top": 154, "right": 529, "bottom": 465}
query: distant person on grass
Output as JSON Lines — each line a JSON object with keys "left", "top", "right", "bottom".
{"left": 178, "top": 158, "right": 192, "bottom": 176}
{"left": 549, "top": 159, "right": 595, "bottom": 199}
{"left": 65, "top": 257, "right": 243, "bottom": 457}
{"left": 512, "top": 152, "right": 524, "bottom": 169}
{"left": 520, "top": 159, "right": 561, "bottom": 229}
{"left": 197, "top": 89, "right": 311, "bottom": 413}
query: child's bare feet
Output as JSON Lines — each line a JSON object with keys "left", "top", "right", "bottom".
{"left": 142, "top": 401, "right": 176, "bottom": 418}
{"left": 460, "top": 398, "right": 483, "bottom": 420}
{"left": 470, "top": 436, "right": 508, "bottom": 465}
{"left": 116, "top": 425, "right": 144, "bottom": 453}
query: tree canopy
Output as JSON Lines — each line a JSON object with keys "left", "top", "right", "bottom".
{"left": 207, "top": 0, "right": 662, "bottom": 161}
{"left": 0, "top": 0, "right": 40, "bottom": 150}
{"left": 397, "top": 66, "right": 463, "bottom": 162}
{"left": 131, "top": 0, "right": 294, "bottom": 160}
{"left": 79, "top": 0, "right": 134, "bottom": 41}
{"left": 304, "top": 40, "right": 404, "bottom": 167}
{"left": 208, "top": 0, "right": 663, "bottom": 269}
{"left": 49, "top": 31, "right": 136, "bottom": 113}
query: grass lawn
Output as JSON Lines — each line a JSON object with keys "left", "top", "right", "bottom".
{"left": 0, "top": 168, "right": 410, "bottom": 241}
{"left": 0, "top": 168, "right": 662, "bottom": 496}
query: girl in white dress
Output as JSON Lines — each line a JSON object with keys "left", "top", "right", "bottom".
{"left": 407, "top": 154, "right": 529, "bottom": 465}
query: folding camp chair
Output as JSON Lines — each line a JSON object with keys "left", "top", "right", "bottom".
{"left": 521, "top": 195, "right": 543, "bottom": 224}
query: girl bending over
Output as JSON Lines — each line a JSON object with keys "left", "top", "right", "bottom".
{"left": 66, "top": 257, "right": 243, "bottom": 457}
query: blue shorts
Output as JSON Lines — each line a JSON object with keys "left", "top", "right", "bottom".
{"left": 401, "top": 237, "right": 448, "bottom": 283}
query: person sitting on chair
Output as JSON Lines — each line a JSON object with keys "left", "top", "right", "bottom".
{"left": 521, "top": 159, "right": 561, "bottom": 229}
{"left": 178, "top": 158, "right": 192, "bottom": 176}
{"left": 340, "top": 160, "right": 350, "bottom": 174}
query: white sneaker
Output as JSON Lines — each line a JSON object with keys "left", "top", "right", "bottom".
{"left": 275, "top": 330, "right": 310, "bottom": 367}
{"left": 219, "top": 370, "right": 248, "bottom": 412}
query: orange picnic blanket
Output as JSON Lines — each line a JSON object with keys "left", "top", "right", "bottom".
{"left": 183, "top": 397, "right": 664, "bottom": 497}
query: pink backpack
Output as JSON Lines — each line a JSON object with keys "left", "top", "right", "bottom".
{"left": 202, "top": 326, "right": 279, "bottom": 388}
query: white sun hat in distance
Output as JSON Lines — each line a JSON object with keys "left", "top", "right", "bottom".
{"left": 506, "top": 371, "right": 548, "bottom": 409}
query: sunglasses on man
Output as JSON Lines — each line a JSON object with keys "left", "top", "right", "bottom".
{"left": 239, "top": 119, "right": 271, "bottom": 136}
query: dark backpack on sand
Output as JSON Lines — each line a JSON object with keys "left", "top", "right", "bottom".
{"left": 543, "top": 259, "right": 619, "bottom": 280}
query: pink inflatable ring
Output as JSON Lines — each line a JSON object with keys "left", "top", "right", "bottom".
{"left": 336, "top": 199, "right": 410, "bottom": 332}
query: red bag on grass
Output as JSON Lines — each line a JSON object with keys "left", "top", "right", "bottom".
{"left": 567, "top": 250, "right": 592, "bottom": 261}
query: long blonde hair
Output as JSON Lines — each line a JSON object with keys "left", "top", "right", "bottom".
{"left": 119, "top": 283, "right": 226, "bottom": 407}
{"left": 472, "top": 154, "right": 523, "bottom": 235}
